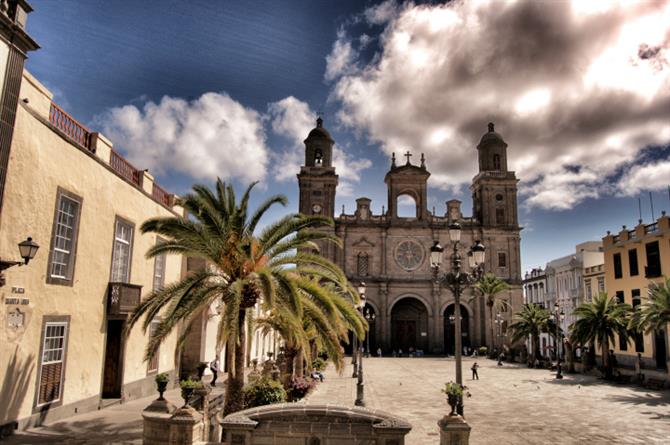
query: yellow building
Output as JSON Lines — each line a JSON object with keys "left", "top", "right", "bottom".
{"left": 0, "top": 65, "right": 189, "bottom": 429}
{"left": 602, "top": 213, "right": 670, "bottom": 370}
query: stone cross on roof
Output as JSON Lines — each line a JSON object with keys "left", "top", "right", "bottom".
{"left": 404, "top": 151, "right": 412, "bottom": 165}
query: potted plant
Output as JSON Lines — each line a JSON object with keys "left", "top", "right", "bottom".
{"left": 196, "top": 362, "right": 209, "bottom": 381}
{"left": 441, "top": 382, "right": 464, "bottom": 416}
{"left": 155, "top": 372, "right": 170, "bottom": 400}
{"left": 180, "top": 378, "right": 203, "bottom": 407}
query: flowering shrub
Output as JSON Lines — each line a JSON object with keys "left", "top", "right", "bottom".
{"left": 442, "top": 381, "right": 463, "bottom": 398}
{"left": 287, "top": 376, "right": 317, "bottom": 401}
{"left": 243, "top": 377, "right": 287, "bottom": 408}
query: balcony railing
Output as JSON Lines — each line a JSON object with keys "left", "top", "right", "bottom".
{"left": 152, "top": 183, "right": 173, "bottom": 207}
{"left": 49, "top": 102, "right": 93, "bottom": 152}
{"left": 107, "top": 282, "right": 142, "bottom": 316}
{"left": 110, "top": 149, "right": 142, "bottom": 187}
{"left": 645, "top": 223, "right": 658, "bottom": 234}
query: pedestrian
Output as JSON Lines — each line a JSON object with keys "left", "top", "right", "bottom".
{"left": 471, "top": 362, "right": 479, "bottom": 380}
{"left": 377, "top": 347, "right": 382, "bottom": 357}
{"left": 398, "top": 348, "right": 403, "bottom": 357}
{"left": 210, "top": 355, "right": 220, "bottom": 386}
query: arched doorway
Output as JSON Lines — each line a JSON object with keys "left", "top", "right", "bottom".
{"left": 443, "top": 304, "right": 470, "bottom": 355}
{"left": 391, "top": 297, "right": 429, "bottom": 352}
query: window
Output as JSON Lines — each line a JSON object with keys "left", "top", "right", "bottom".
{"left": 495, "top": 208, "right": 505, "bottom": 225}
{"left": 613, "top": 253, "right": 622, "bottom": 279}
{"left": 357, "top": 252, "right": 369, "bottom": 276}
{"left": 585, "top": 279, "right": 592, "bottom": 300}
{"left": 111, "top": 218, "right": 134, "bottom": 282}
{"left": 628, "top": 249, "right": 639, "bottom": 276}
{"left": 644, "top": 241, "right": 661, "bottom": 278}
{"left": 615, "top": 290, "right": 625, "bottom": 304}
{"left": 36, "top": 317, "right": 69, "bottom": 407}
{"left": 147, "top": 320, "right": 159, "bottom": 374}
{"left": 47, "top": 188, "right": 83, "bottom": 285}
{"left": 498, "top": 252, "right": 507, "bottom": 268}
{"left": 618, "top": 329, "right": 628, "bottom": 351}
{"left": 493, "top": 154, "right": 501, "bottom": 170}
{"left": 152, "top": 239, "right": 166, "bottom": 292}
{"left": 597, "top": 277, "right": 605, "bottom": 293}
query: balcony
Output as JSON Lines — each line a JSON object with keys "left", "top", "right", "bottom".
{"left": 107, "top": 282, "right": 142, "bottom": 316}
{"left": 49, "top": 102, "right": 93, "bottom": 152}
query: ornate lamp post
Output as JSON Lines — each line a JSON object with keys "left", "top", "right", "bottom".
{"left": 550, "top": 302, "right": 565, "bottom": 379}
{"left": 431, "top": 222, "right": 485, "bottom": 416}
{"left": 365, "top": 307, "right": 375, "bottom": 357}
{"left": 355, "top": 282, "right": 366, "bottom": 406}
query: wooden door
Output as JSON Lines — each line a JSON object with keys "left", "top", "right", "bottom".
{"left": 102, "top": 320, "right": 124, "bottom": 398}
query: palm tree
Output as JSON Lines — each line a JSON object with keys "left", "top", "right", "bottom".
{"left": 570, "top": 292, "right": 632, "bottom": 375}
{"left": 126, "top": 179, "right": 360, "bottom": 415}
{"left": 474, "top": 273, "right": 510, "bottom": 354}
{"left": 508, "top": 303, "right": 554, "bottom": 361}
{"left": 631, "top": 277, "right": 670, "bottom": 334}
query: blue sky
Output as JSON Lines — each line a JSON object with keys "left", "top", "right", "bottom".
{"left": 26, "top": 0, "right": 670, "bottom": 272}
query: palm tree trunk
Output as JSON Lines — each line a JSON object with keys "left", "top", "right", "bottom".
{"left": 295, "top": 347, "right": 304, "bottom": 378}
{"left": 223, "top": 310, "right": 247, "bottom": 415}
{"left": 533, "top": 334, "right": 541, "bottom": 360}
{"left": 601, "top": 338, "right": 610, "bottom": 377}
{"left": 489, "top": 303, "right": 495, "bottom": 357}
{"left": 283, "top": 347, "right": 297, "bottom": 388}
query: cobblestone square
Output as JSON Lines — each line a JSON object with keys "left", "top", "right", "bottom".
{"left": 307, "top": 357, "right": 670, "bottom": 445}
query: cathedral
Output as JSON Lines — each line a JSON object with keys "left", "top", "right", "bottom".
{"left": 298, "top": 118, "right": 523, "bottom": 355}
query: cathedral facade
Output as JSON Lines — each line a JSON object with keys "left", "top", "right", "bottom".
{"left": 298, "top": 118, "right": 523, "bottom": 354}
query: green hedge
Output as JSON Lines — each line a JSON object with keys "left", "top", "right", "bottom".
{"left": 243, "top": 377, "right": 287, "bottom": 408}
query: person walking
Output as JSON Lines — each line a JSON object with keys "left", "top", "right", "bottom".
{"left": 471, "top": 362, "right": 479, "bottom": 380}
{"left": 210, "top": 355, "right": 220, "bottom": 386}
{"left": 377, "top": 347, "right": 382, "bottom": 357}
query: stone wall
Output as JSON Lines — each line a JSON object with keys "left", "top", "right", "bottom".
{"left": 220, "top": 404, "right": 412, "bottom": 445}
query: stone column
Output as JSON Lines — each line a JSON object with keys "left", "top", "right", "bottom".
{"left": 168, "top": 406, "right": 203, "bottom": 445}
{"left": 438, "top": 415, "right": 471, "bottom": 445}
{"left": 142, "top": 393, "right": 176, "bottom": 445}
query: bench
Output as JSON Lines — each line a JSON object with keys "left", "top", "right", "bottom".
{"left": 644, "top": 377, "right": 666, "bottom": 390}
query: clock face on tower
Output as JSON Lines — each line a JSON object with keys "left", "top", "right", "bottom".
{"left": 311, "top": 203, "right": 322, "bottom": 214}
{"left": 394, "top": 240, "right": 424, "bottom": 271}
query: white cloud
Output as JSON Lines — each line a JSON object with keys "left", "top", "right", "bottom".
{"left": 267, "top": 96, "right": 371, "bottom": 196}
{"left": 325, "top": 29, "right": 359, "bottom": 81}
{"left": 98, "top": 93, "right": 268, "bottom": 183}
{"left": 327, "top": 0, "right": 670, "bottom": 210}
{"left": 618, "top": 160, "right": 670, "bottom": 196}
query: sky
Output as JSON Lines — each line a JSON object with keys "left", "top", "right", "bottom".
{"left": 25, "top": 0, "right": 670, "bottom": 273}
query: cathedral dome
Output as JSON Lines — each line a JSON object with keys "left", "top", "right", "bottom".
{"left": 306, "top": 117, "right": 334, "bottom": 142}
{"left": 478, "top": 122, "right": 505, "bottom": 146}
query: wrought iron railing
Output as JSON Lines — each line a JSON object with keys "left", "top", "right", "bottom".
{"left": 152, "top": 183, "right": 172, "bottom": 207}
{"left": 110, "top": 149, "right": 142, "bottom": 187}
{"left": 49, "top": 102, "right": 93, "bottom": 152}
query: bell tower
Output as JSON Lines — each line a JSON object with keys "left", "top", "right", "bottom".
{"left": 297, "top": 117, "right": 338, "bottom": 219}
{"left": 384, "top": 151, "right": 430, "bottom": 221}
{"left": 470, "top": 122, "right": 518, "bottom": 227}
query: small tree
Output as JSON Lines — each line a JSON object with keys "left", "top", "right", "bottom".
{"left": 508, "top": 303, "right": 554, "bottom": 361}
{"left": 570, "top": 292, "right": 632, "bottom": 376}
{"left": 474, "top": 273, "right": 510, "bottom": 355}
{"left": 631, "top": 277, "right": 670, "bottom": 334}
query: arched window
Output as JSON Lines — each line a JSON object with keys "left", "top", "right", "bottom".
{"left": 357, "top": 252, "right": 369, "bottom": 276}
{"left": 493, "top": 154, "right": 501, "bottom": 170}
{"left": 396, "top": 194, "right": 417, "bottom": 218}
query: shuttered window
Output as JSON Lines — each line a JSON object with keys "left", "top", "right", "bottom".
{"left": 37, "top": 321, "right": 68, "bottom": 406}
{"left": 152, "top": 239, "right": 166, "bottom": 292}
{"left": 47, "top": 188, "right": 83, "bottom": 285}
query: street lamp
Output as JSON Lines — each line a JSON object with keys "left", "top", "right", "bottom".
{"left": 0, "top": 237, "right": 40, "bottom": 287}
{"left": 365, "top": 308, "right": 376, "bottom": 357}
{"left": 355, "top": 282, "right": 366, "bottom": 407}
{"left": 431, "top": 223, "right": 485, "bottom": 416}
{"left": 550, "top": 302, "right": 565, "bottom": 379}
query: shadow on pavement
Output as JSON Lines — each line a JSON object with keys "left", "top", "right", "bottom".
{"left": 3, "top": 417, "right": 143, "bottom": 444}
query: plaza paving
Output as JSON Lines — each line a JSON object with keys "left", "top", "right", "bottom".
{"left": 4, "top": 357, "right": 670, "bottom": 444}
{"left": 307, "top": 356, "right": 670, "bottom": 445}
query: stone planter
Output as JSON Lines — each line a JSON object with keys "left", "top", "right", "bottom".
{"left": 156, "top": 380, "right": 168, "bottom": 400}
{"left": 181, "top": 387, "right": 194, "bottom": 407}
